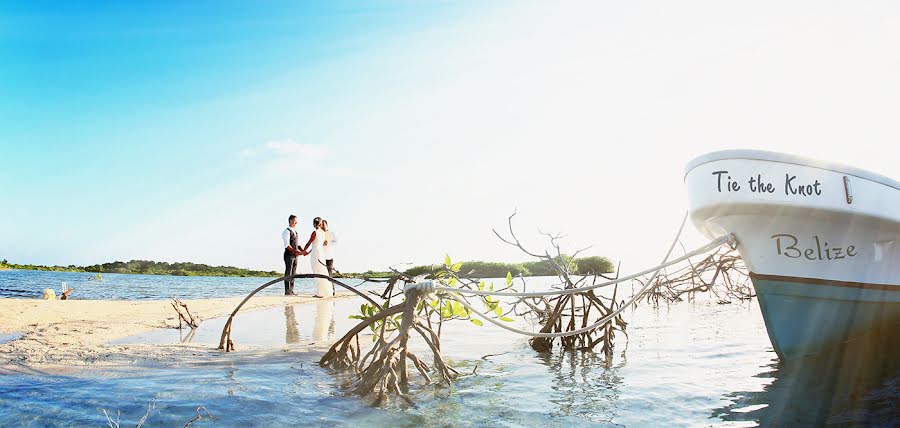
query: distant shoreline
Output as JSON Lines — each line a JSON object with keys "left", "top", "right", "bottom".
{"left": 0, "top": 260, "right": 279, "bottom": 278}
{"left": 0, "top": 267, "right": 278, "bottom": 279}
{"left": 1, "top": 254, "right": 617, "bottom": 280}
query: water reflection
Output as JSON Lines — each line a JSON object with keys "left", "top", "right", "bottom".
{"left": 112, "top": 298, "right": 360, "bottom": 347}
{"left": 178, "top": 327, "right": 197, "bottom": 344}
{"left": 285, "top": 305, "right": 300, "bottom": 344}
{"left": 714, "top": 334, "right": 900, "bottom": 426}
{"left": 534, "top": 350, "right": 625, "bottom": 421}
{"left": 312, "top": 299, "right": 335, "bottom": 343}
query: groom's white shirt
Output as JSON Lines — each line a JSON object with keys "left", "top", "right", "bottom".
{"left": 324, "top": 231, "right": 337, "bottom": 260}
{"left": 282, "top": 226, "right": 297, "bottom": 249}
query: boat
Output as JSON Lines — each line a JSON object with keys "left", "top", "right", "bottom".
{"left": 685, "top": 150, "right": 899, "bottom": 360}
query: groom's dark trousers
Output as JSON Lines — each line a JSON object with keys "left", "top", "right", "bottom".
{"left": 284, "top": 250, "right": 297, "bottom": 295}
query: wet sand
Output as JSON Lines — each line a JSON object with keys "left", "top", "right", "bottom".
{"left": 0, "top": 294, "right": 353, "bottom": 376}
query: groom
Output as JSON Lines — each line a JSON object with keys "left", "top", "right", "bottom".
{"left": 282, "top": 215, "right": 307, "bottom": 295}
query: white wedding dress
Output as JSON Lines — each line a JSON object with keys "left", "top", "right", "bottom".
{"left": 310, "top": 229, "right": 333, "bottom": 296}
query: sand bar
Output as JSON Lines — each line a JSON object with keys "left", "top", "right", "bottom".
{"left": 0, "top": 294, "right": 351, "bottom": 375}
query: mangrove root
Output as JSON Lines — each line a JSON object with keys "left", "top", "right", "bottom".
{"left": 319, "top": 288, "right": 457, "bottom": 405}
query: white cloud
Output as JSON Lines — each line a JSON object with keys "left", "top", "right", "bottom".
{"left": 265, "top": 139, "right": 329, "bottom": 162}
{"left": 236, "top": 139, "right": 329, "bottom": 164}
{"left": 235, "top": 139, "right": 338, "bottom": 180}
{"left": 237, "top": 147, "right": 258, "bottom": 160}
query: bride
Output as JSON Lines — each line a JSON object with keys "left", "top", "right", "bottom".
{"left": 302, "top": 217, "right": 333, "bottom": 297}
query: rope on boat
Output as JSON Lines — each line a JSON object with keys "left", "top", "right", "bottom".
{"left": 407, "top": 212, "right": 736, "bottom": 338}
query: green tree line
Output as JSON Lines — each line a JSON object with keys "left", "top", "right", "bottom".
{"left": 345, "top": 255, "right": 615, "bottom": 279}
{"left": 2, "top": 255, "right": 615, "bottom": 279}
{"left": 0, "top": 258, "right": 278, "bottom": 277}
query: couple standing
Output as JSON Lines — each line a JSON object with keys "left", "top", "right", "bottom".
{"left": 282, "top": 215, "right": 338, "bottom": 297}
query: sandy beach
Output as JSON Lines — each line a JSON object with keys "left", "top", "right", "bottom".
{"left": 0, "top": 294, "right": 351, "bottom": 375}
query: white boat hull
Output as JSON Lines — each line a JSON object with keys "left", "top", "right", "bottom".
{"left": 685, "top": 150, "right": 900, "bottom": 359}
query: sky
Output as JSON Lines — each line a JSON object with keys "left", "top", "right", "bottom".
{"left": 2, "top": 0, "right": 899, "bottom": 273}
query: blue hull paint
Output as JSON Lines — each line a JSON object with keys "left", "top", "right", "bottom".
{"left": 751, "top": 277, "right": 900, "bottom": 360}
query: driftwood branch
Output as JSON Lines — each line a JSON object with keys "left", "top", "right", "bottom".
{"left": 171, "top": 298, "right": 199, "bottom": 330}
{"left": 99, "top": 399, "right": 155, "bottom": 428}
{"left": 183, "top": 406, "right": 216, "bottom": 428}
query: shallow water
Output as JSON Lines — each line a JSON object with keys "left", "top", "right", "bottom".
{"left": 0, "top": 332, "right": 23, "bottom": 344}
{"left": 0, "top": 269, "right": 374, "bottom": 300}
{"left": 111, "top": 299, "right": 362, "bottom": 347}
{"left": 2, "top": 293, "right": 897, "bottom": 426}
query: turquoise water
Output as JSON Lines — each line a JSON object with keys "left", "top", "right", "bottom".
{"left": 0, "top": 271, "right": 897, "bottom": 426}
{"left": 0, "top": 269, "right": 373, "bottom": 300}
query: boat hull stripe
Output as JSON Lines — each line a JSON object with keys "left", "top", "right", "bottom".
{"left": 749, "top": 272, "right": 899, "bottom": 292}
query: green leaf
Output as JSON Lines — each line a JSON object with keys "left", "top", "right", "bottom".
{"left": 506, "top": 271, "right": 513, "bottom": 286}
{"left": 494, "top": 305, "right": 502, "bottom": 317}
{"left": 499, "top": 317, "right": 514, "bottom": 322}
{"left": 453, "top": 302, "right": 466, "bottom": 317}
{"left": 478, "top": 280, "right": 485, "bottom": 291}
{"left": 445, "top": 254, "right": 452, "bottom": 268}
{"left": 469, "top": 318, "right": 484, "bottom": 326}
{"left": 450, "top": 262, "right": 463, "bottom": 272}
{"left": 449, "top": 277, "right": 457, "bottom": 287}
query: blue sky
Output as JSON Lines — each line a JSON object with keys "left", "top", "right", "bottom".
{"left": 3, "top": 1, "right": 900, "bottom": 272}
{"left": 1, "top": 1, "right": 475, "bottom": 269}
{"left": 1, "top": 1, "right": 459, "bottom": 206}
